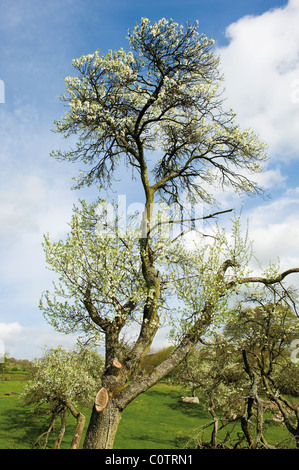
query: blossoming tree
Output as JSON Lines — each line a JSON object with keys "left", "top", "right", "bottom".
{"left": 45, "top": 18, "right": 299, "bottom": 448}
{"left": 22, "top": 346, "right": 104, "bottom": 448}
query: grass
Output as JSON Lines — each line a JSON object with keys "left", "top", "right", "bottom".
{"left": 0, "top": 379, "right": 40, "bottom": 449}
{"left": 114, "top": 383, "right": 210, "bottom": 449}
{"left": 0, "top": 377, "right": 296, "bottom": 449}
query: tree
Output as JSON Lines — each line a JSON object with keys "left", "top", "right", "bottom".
{"left": 47, "top": 18, "right": 299, "bottom": 448}
{"left": 177, "top": 337, "right": 247, "bottom": 448}
{"left": 52, "top": 18, "right": 267, "bottom": 201}
{"left": 225, "top": 293, "right": 299, "bottom": 448}
{"left": 178, "top": 292, "right": 299, "bottom": 449}
{"left": 41, "top": 200, "right": 299, "bottom": 449}
{"left": 134, "top": 346, "right": 176, "bottom": 378}
{"left": 22, "top": 346, "right": 104, "bottom": 449}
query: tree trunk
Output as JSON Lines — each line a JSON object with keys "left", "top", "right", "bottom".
{"left": 83, "top": 291, "right": 214, "bottom": 449}
{"left": 65, "top": 401, "right": 86, "bottom": 449}
{"left": 70, "top": 412, "right": 85, "bottom": 449}
{"left": 53, "top": 409, "right": 66, "bottom": 449}
{"left": 241, "top": 350, "right": 257, "bottom": 448}
{"left": 208, "top": 402, "right": 219, "bottom": 448}
{"left": 83, "top": 399, "right": 122, "bottom": 449}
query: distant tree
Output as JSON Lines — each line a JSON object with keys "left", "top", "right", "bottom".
{"left": 177, "top": 336, "right": 246, "bottom": 448}
{"left": 8, "top": 358, "right": 34, "bottom": 373}
{"left": 47, "top": 17, "right": 299, "bottom": 448}
{"left": 135, "top": 346, "right": 176, "bottom": 377}
{"left": 22, "top": 346, "right": 104, "bottom": 449}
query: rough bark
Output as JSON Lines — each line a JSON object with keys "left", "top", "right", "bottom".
{"left": 83, "top": 299, "right": 213, "bottom": 449}
{"left": 83, "top": 400, "right": 122, "bottom": 449}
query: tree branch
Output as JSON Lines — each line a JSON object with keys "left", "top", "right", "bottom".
{"left": 230, "top": 268, "right": 299, "bottom": 289}
{"left": 146, "top": 208, "right": 233, "bottom": 239}
{"left": 83, "top": 285, "right": 111, "bottom": 331}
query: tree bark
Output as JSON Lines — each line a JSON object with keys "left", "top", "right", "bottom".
{"left": 208, "top": 402, "right": 219, "bottom": 448}
{"left": 53, "top": 409, "right": 66, "bottom": 449}
{"left": 65, "top": 401, "right": 86, "bottom": 449}
{"left": 70, "top": 412, "right": 86, "bottom": 449}
{"left": 241, "top": 350, "right": 258, "bottom": 449}
{"left": 83, "top": 399, "right": 122, "bottom": 449}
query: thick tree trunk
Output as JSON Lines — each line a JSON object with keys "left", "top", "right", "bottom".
{"left": 83, "top": 399, "right": 122, "bottom": 449}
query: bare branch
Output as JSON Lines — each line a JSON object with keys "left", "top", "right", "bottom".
{"left": 147, "top": 208, "right": 233, "bottom": 239}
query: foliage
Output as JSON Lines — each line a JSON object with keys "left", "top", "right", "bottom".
{"left": 276, "top": 363, "right": 299, "bottom": 396}
{"left": 22, "top": 346, "right": 103, "bottom": 413}
{"left": 177, "top": 294, "right": 299, "bottom": 449}
{"left": 135, "top": 347, "right": 176, "bottom": 377}
{"left": 40, "top": 200, "right": 148, "bottom": 340}
{"left": 6, "top": 358, "right": 34, "bottom": 373}
{"left": 40, "top": 199, "right": 256, "bottom": 353}
{"left": 21, "top": 346, "right": 104, "bottom": 448}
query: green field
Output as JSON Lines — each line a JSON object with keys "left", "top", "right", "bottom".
{"left": 0, "top": 377, "right": 294, "bottom": 449}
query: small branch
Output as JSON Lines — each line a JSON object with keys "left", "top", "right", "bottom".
{"left": 146, "top": 208, "right": 233, "bottom": 239}
{"left": 53, "top": 409, "right": 66, "bottom": 449}
{"left": 32, "top": 412, "right": 58, "bottom": 449}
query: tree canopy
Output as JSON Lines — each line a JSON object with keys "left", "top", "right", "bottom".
{"left": 52, "top": 18, "right": 267, "bottom": 205}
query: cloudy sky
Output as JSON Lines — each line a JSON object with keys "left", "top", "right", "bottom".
{"left": 0, "top": 0, "right": 299, "bottom": 360}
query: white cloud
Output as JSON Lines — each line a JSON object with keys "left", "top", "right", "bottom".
{"left": 252, "top": 167, "right": 287, "bottom": 190}
{"left": 0, "top": 322, "right": 79, "bottom": 360}
{"left": 244, "top": 189, "right": 299, "bottom": 270}
{"left": 0, "top": 322, "right": 24, "bottom": 343}
{"left": 0, "top": 99, "right": 82, "bottom": 298}
{"left": 195, "top": 165, "right": 288, "bottom": 215}
{"left": 212, "top": 0, "right": 299, "bottom": 281}
{"left": 217, "top": 0, "right": 299, "bottom": 159}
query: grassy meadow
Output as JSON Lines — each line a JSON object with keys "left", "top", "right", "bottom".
{"left": 0, "top": 375, "right": 294, "bottom": 449}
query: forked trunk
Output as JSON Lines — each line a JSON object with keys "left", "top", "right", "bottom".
{"left": 83, "top": 306, "right": 214, "bottom": 449}
{"left": 83, "top": 400, "right": 122, "bottom": 449}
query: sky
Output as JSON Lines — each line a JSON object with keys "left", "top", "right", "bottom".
{"left": 0, "top": 0, "right": 299, "bottom": 360}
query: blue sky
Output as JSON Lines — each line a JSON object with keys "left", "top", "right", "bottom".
{"left": 1, "top": 0, "right": 299, "bottom": 359}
